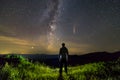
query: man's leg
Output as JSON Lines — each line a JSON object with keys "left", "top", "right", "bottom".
{"left": 59, "top": 61, "right": 63, "bottom": 74}
{"left": 64, "top": 61, "right": 67, "bottom": 74}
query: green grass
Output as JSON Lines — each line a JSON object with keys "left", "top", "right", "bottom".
{"left": 0, "top": 55, "right": 120, "bottom": 80}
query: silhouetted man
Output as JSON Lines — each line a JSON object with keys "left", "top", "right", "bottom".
{"left": 59, "top": 43, "right": 69, "bottom": 74}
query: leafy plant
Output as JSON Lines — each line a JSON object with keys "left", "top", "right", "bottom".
{"left": 0, "top": 55, "right": 120, "bottom": 80}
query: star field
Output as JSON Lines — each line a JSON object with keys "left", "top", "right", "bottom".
{"left": 0, "top": 0, "right": 120, "bottom": 54}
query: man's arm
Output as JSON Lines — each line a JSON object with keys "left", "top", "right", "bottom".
{"left": 59, "top": 48, "right": 61, "bottom": 55}
{"left": 66, "top": 48, "right": 69, "bottom": 61}
{"left": 59, "top": 48, "right": 62, "bottom": 61}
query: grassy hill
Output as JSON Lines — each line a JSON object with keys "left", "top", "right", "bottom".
{"left": 0, "top": 55, "right": 120, "bottom": 80}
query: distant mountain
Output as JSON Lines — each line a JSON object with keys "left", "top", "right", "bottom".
{"left": 0, "top": 51, "right": 120, "bottom": 67}
{"left": 69, "top": 51, "right": 120, "bottom": 66}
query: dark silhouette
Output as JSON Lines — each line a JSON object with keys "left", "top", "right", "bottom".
{"left": 59, "top": 43, "right": 69, "bottom": 74}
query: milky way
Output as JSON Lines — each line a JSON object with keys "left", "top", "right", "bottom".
{"left": 45, "top": 0, "right": 60, "bottom": 50}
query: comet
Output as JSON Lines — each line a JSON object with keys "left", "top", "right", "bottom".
{"left": 73, "top": 26, "right": 76, "bottom": 34}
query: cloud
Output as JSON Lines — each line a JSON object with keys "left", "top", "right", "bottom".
{"left": 0, "top": 35, "right": 54, "bottom": 54}
{"left": 0, "top": 36, "right": 29, "bottom": 54}
{"left": 0, "top": 36, "right": 39, "bottom": 54}
{"left": 0, "top": 36, "right": 33, "bottom": 46}
{"left": 0, "top": 25, "right": 16, "bottom": 36}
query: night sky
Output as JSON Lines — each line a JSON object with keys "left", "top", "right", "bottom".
{"left": 0, "top": 0, "right": 120, "bottom": 54}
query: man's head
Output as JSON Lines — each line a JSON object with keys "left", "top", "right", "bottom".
{"left": 62, "top": 43, "right": 65, "bottom": 47}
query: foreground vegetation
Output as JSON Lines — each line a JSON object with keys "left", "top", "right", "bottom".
{"left": 0, "top": 55, "right": 120, "bottom": 80}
